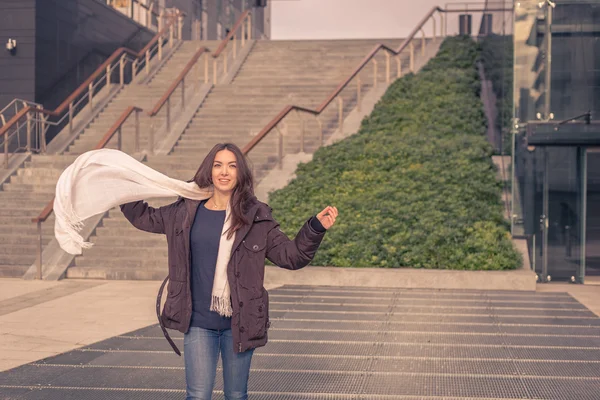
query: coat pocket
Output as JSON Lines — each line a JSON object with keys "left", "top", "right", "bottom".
{"left": 162, "top": 280, "right": 185, "bottom": 324}
{"left": 247, "top": 289, "right": 269, "bottom": 340}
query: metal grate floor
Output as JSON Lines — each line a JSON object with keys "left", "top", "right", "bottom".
{"left": 2, "top": 285, "right": 600, "bottom": 399}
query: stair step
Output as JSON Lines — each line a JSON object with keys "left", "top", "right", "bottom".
{"left": 66, "top": 265, "right": 166, "bottom": 280}
{"left": 0, "top": 265, "right": 30, "bottom": 278}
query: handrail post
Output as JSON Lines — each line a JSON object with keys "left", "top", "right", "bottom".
{"left": 166, "top": 98, "right": 171, "bottom": 132}
{"left": 247, "top": 15, "right": 252, "bottom": 40}
{"left": 132, "top": 59, "right": 139, "bottom": 79}
{"left": 213, "top": 58, "right": 218, "bottom": 84}
{"left": 396, "top": 56, "right": 402, "bottom": 78}
{"left": 169, "top": 25, "right": 174, "bottom": 47}
{"left": 178, "top": 15, "right": 183, "bottom": 40}
{"left": 385, "top": 52, "right": 391, "bottom": 84}
{"left": 372, "top": 59, "right": 378, "bottom": 88}
{"left": 410, "top": 42, "right": 415, "bottom": 72}
{"left": 294, "top": 110, "right": 305, "bottom": 153}
{"left": 159, "top": 9, "right": 165, "bottom": 32}
{"left": 432, "top": 15, "right": 437, "bottom": 41}
{"left": 149, "top": 122, "right": 155, "bottom": 156}
{"left": 242, "top": 23, "right": 246, "bottom": 47}
{"left": 316, "top": 116, "right": 323, "bottom": 147}
{"left": 421, "top": 29, "right": 426, "bottom": 57}
{"left": 135, "top": 109, "right": 140, "bottom": 152}
{"left": 88, "top": 82, "right": 94, "bottom": 111}
{"left": 26, "top": 112, "right": 32, "bottom": 152}
{"left": 204, "top": 52, "right": 209, "bottom": 83}
{"left": 441, "top": 12, "right": 445, "bottom": 37}
{"left": 233, "top": 35, "right": 237, "bottom": 59}
{"left": 357, "top": 76, "right": 362, "bottom": 112}
{"left": 276, "top": 125, "right": 283, "bottom": 169}
{"left": 69, "top": 103, "right": 74, "bottom": 133}
{"left": 106, "top": 65, "right": 111, "bottom": 87}
{"left": 181, "top": 78, "right": 186, "bottom": 109}
{"left": 158, "top": 36, "right": 163, "bottom": 60}
{"left": 117, "top": 126, "right": 122, "bottom": 151}
{"left": 40, "top": 112, "right": 47, "bottom": 153}
{"left": 337, "top": 97, "right": 344, "bottom": 137}
{"left": 223, "top": 49, "right": 228, "bottom": 75}
{"left": 146, "top": 50, "right": 151, "bottom": 75}
{"left": 36, "top": 221, "right": 42, "bottom": 280}
{"left": 4, "top": 130, "right": 8, "bottom": 168}
{"left": 120, "top": 54, "right": 126, "bottom": 86}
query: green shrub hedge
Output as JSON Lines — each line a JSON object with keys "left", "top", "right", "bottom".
{"left": 480, "top": 34, "right": 514, "bottom": 155}
{"left": 268, "top": 36, "right": 521, "bottom": 270}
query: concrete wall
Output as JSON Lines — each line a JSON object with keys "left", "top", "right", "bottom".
{"left": 0, "top": 0, "right": 37, "bottom": 108}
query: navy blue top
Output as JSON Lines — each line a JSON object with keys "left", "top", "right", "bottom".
{"left": 189, "top": 200, "right": 231, "bottom": 330}
{"left": 189, "top": 200, "right": 326, "bottom": 330}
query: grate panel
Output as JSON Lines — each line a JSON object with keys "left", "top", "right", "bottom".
{"left": 84, "top": 336, "right": 178, "bottom": 352}
{"left": 48, "top": 367, "right": 185, "bottom": 390}
{"left": 524, "top": 377, "right": 600, "bottom": 400}
{"left": 87, "top": 352, "right": 185, "bottom": 368}
{"left": 0, "top": 364, "right": 73, "bottom": 386}
{"left": 248, "top": 371, "right": 367, "bottom": 394}
{"left": 249, "top": 355, "right": 371, "bottom": 372}
{"left": 376, "top": 343, "right": 513, "bottom": 359}
{"left": 269, "top": 320, "right": 389, "bottom": 331}
{"left": 255, "top": 342, "right": 378, "bottom": 357}
{"left": 0, "top": 387, "right": 31, "bottom": 399}
{"left": 500, "top": 325, "right": 600, "bottom": 336}
{"left": 19, "top": 388, "right": 185, "bottom": 400}
{"left": 514, "top": 361, "right": 600, "bottom": 377}
{"left": 371, "top": 358, "right": 519, "bottom": 375}
{"left": 362, "top": 375, "right": 529, "bottom": 398}
{"left": 509, "top": 347, "right": 600, "bottom": 361}
{"left": 269, "top": 330, "right": 384, "bottom": 342}
{"left": 35, "top": 350, "right": 105, "bottom": 366}
{"left": 494, "top": 316, "right": 600, "bottom": 326}
{"left": 501, "top": 335, "right": 600, "bottom": 348}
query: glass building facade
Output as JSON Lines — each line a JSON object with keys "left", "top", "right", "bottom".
{"left": 512, "top": 0, "right": 600, "bottom": 283}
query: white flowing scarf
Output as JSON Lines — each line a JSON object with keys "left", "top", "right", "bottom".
{"left": 54, "top": 148, "right": 235, "bottom": 317}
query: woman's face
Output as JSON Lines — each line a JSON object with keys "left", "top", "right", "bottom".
{"left": 212, "top": 149, "right": 238, "bottom": 194}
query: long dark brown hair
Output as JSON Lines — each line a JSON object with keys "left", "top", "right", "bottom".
{"left": 192, "top": 143, "right": 255, "bottom": 239}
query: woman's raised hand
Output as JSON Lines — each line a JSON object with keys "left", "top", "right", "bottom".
{"left": 317, "top": 206, "right": 338, "bottom": 230}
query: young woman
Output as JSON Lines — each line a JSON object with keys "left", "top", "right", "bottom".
{"left": 120, "top": 143, "right": 338, "bottom": 400}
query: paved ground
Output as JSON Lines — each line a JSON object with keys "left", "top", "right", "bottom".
{"left": 1, "top": 283, "right": 600, "bottom": 399}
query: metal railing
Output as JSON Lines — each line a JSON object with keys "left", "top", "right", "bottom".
{"left": 0, "top": 11, "right": 184, "bottom": 169}
{"left": 27, "top": 9, "right": 255, "bottom": 279}
{"left": 31, "top": 106, "right": 144, "bottom": 280}
{"left": 240, "top": 6, "right": 513, "bottom": 178}
{"left": 147, "top": 46, "right": 212, "bottom": 153}
{"left": 240, "top": 7, "right": 445, "bottom": 173}
{"left": 211, "top": 10, "right": 253, "bottom": 84}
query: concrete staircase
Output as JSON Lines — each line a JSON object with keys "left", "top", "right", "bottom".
{"left": 67, "top": 39, "right": 428, "bottom": 280}
{"left": 0, "top": 41, "right": 214, "bottom": 277}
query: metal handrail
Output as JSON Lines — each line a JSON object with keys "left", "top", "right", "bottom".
{"left": 241, "top": 6, "right": 512, "bottom": 163}
{"left": 211, "top": 10, "right": 252, "bottom": 84}
{"left": 242, "top": 6, "right": 443, "bottom": 159}
{"left": 31, "top": 105, "right": 144, "bottom": 280}
{"left": 0, "top": 11, "right": 183, "bottom": 168}
{"left": 147, "top": 46, "right": 211, "bottom": 151}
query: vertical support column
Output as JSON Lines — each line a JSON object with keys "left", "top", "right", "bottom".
{"left": 385, "top": 52, "right": 391, "bottom": 84}
{"left": 337, "top": 97, "right": 344, "bottom": 137}
{"left": 120, "top": 54, "right": 126, "bottom": 86}
{"left": 204, "top": 52, "right": 209, "bottom": 83}
{"left": 409, "top": 42, "right": 415, "bottom": 72}
{"left": 135, "top": 109, "right": 140, "bottom": 152}
{"left": 421, "top": 29, "right": 426, "bottom": 57}
{"left": 178, "top": 15, "right": 183, "bottom": 40}
{"left": 37, "top": 222, "right": 42, "bottom": 280}
{"left": 372, "top": 59, "right": 378, "bottom": 88}
{"left": 396, "top": 56, "right": 402, "bottom": 78}
{"left": 247, "top": 15, "right": 252, "bottom": 40}
{"left": 158, "top": 36, "right": 163, "bottom": 60}
{"left": 357, "top": 76, "right": 362, "bottom": 112}
{"left": 69, "top": 103, "right": 74, "bottom": 133}
{"left": 145, "top": 50, "right": 151, "bottom": 75}
{"left": 26, "top": 112, "right": 32, "bottom": 152}
{"left": 88, "top": 83, "right": 94, "bottom": 111}
{"left": 317, "top": 116, "right": 323, "bottom": 147}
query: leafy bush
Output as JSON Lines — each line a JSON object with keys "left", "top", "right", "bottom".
{"left": 268, "top": 36, "right": 522, "bottom": 270}
{"left": 480, "top": 34, "right": 514, "bottom": 155}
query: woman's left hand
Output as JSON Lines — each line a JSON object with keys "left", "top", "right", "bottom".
{"left": 317, "top": 206, "right": 338, "bottom": 230}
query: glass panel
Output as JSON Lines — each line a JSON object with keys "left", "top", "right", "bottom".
{"left": 545, "top": 147, "right": 583, "bottom": 281}
{"left": 586, "top": 149, "right": 600, "bottom": 276}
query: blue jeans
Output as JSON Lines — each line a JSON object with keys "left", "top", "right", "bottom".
{"left": 184, "top": 327, "right": 254, "bottom": 400}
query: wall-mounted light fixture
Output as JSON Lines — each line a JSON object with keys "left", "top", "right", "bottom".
{"left": 5, "top": 39, "right": 17, "bottom": 55}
